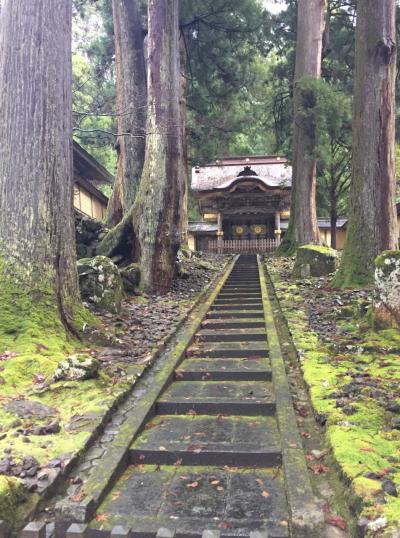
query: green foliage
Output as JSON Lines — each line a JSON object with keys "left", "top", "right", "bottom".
{"left": 72, "top": 1, "right": 117, "bottom": 175}
{"left": 180, "top": 0, "right": 276, "bottom": 163}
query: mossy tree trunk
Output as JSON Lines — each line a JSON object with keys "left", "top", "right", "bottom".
{"left": 333, "top": 0, "right": 398, "bottom": 288}
{"left": 106, "top": 0, "right": 147, "bottom": 227}
{"left": 0, "top": 0, "right": 84, "bottom": 341}
{"left": 132, "top": 0, "right": 183, "bottom": 293}
{"left": 277, "top": 0, "right": 325, "bottom": 254}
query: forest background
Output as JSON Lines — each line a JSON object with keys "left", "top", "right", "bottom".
{"left": 73, "top": 0, "right": 393, "bottom": 224}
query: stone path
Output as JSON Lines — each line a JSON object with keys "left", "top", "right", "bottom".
{"left": 21, "top": 256, "right": 327, "bottom": 537}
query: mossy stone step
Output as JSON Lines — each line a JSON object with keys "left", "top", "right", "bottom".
{"left": 156, "top": 381, "right": 275, "bottom": 416}
{"left": 212, "top": 303, "right": 264, "bottom": 311}
{"left": 207, "top": 310, "right": 265, "bottom": 319}
{"left": 187, "top": 341, "right": 268, "bottom": 358}
{"left": 130, "top": 415, "right": 281, "bottom": 466}
{"left": 202, "top": 318, "right": 265, "bottom": 329}
{"left": 214, "top": 298, "right": 263, "bottom": 305}
{"left": 196, "top": 328, "right": 267, "bottom": 343}
{"left": 217, "top": 291, "right": 262, "bottom": 298}
{"left": 175, "top": 357, "right": 272, "bottom": 381}
{"left": 91, "top": 465, "right": 290, "bottom": 537}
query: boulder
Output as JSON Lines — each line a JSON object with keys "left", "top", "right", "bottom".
{"left": 53, "top": 355, "right": 99, "bottom": 382}
{"left": 77, "top": 255, "right": 123, "bottom": 313}
{"left": 293, "top": 245, "right": 338, "bottom": 278}
{"left": 374, "top": 250, "right": 400, "bottom": 329}
{"left": 120, "top": 263, "right": 141, "bottom": 292}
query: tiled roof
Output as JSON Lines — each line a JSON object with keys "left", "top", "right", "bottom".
{"left": 188, "top": 222, "right": 218, "bottom": 233}
{"left": 192, "top": 157, "right": 292, "bottom": 191}
{"left": 280, "top": 218, "right": 348, "bottom": 230}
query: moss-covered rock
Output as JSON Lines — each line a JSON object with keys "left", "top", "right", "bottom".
{"left": 77, "top": 256, "right": 123, "bottom": 313}
{"left": 293, "top": 244, "right": 339, "bottom": 278}
{"left": 0, "top": 476, "right": 27, "bottom": 525}
{"left": 120, "top": 263, "right": 141, "bottom": 293}
{"left": 53, "top": 354, "right": 99, "bottom": 381}
{"left": 374, "top": 251, "right": 400, "bottom": 329}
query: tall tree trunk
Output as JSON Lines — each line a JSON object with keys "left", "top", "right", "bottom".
{"left": 106, "top": 0, "right": 147, "bottom": 227}
{"left": 277, "top": 0, "right": 325, "bottom": 254}
{"left": 0, "top": 0, "right": 84, "bottom": 346}
{"left": 179, "top": 34, "right": 189, "bottom": 244}
{"left": 333, "top": 0, "right": 398, "bottom": 288}
{"left": 133, "top": 0, "right": 183, "bottom": 293}
{"left": 330, "top": 180, "right": 337, "bottom": 249}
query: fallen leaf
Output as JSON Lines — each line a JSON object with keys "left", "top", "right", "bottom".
{"left": 159, "top": 446, "right": 168, "bottom": 451}
{"left": 261, "top": 490, "right": 270, "bottom": 498}
{"left": 69, "top": 491, "right": 86, "bottom": 502}
{"left": 255, "top": 478, "right": 264, "bottom": 486}
{"left": 95, "top": 514, "right": 109, "bottom": 522}
{"left": 174, "top": 458, "right": 183, "bottom": 466}
{"left": 219, "top": 522, "right": 231, "bottom": 530}
{"left": 311, "top": 464, "right": 329, "bottom": 475}
{"left": 187, "top": 481, "right": 199, "bottom": 488}
{"left": 217, "top": 486, "right": 224, "bottom": 491}
{"left": 211, "top": 480, "right": 220, "bottom": 485}
{"left": 325, "top": 514, "right": 347, "bottom": 530}
{"left": 112, "top": 491, "right": 121, "bottom": 501}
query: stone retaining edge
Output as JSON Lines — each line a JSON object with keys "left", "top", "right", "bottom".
{"left": 257, "top": 256, "right": 325, "bottom": 538}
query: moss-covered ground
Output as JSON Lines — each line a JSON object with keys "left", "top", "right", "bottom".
{"left": 0, "top": 253, "right": 228, "bottom": 531}
{"left": 267, "top": 257, "right": 400, "bottom": 537}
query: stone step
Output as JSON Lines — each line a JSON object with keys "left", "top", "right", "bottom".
{"left": 201, "top": 318, "right": 265, "bottom": 329}
{"left": 130, "top": 415, "right": 281, "bottom": 467}
{"left": 227, "top": 278, "right": 260, "bottom": 283}
{"left": 91, "top": 465, "right": 290, "bottom": 537}
{"left": 156, "top": 381, "right": 275, "bottom": 416}
{"left": 211, "top": 304, "right": 264, "bottom": 311}
{"left": 214, "top": 299, "right": 263, "bottom": 306}
{"left": 207, "top": 310, "right": 265, "bottom": 319}
{"left": 196, "top": 328, "right": 267, "bottom": 343}
{"left": 187, "top": 341, "right": 268, "bottom": 358}
{"left": 175, "top": 358, "right": 272, "bottom": 381}
{"left": 222, "top": 286, "right": 261, "bottom": 292}
{"left": 217, "top": 292, "right": 262, "bottom": 298}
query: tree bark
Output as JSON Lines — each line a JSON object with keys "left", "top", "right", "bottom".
{"left": 179, "top": 34, "right": 189, "bottom": 244}
{"left": 330, "top": 180, "right": 337, "bottom": 249}
{"left": 333, "top": 0, "right": 398, "bottom": 288}
{"left": 106, "top": 0, "right": 147, "bottom": 227}
{"left": 277, "top": 0, "right": 325, "bottom": 254}
{"left": 0, "top": 0, "right": 83, "bottom": 341}
{"left": 133, "top": 0, "right": 183, "bottom": 293}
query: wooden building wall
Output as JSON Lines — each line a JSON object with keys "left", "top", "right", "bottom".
{"left": 74, "top": 183, "right": 107, "bottom": 221}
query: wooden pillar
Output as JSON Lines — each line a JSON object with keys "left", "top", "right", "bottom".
{"left": 217, "top": 212, "right": 224, "bottom": 254}
{"left": 274, "top": 211, "right": 281, "bottom": 246}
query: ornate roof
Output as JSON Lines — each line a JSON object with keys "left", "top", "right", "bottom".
{"left": 192, "top": 156, "right": 292, "bottom": 192}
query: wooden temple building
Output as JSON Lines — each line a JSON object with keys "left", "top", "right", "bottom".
{"left": 73, "top": 141, "right": 112, "bottom": 221}
{"left": 188, "top": 156, "right": 292, "bottom": 253}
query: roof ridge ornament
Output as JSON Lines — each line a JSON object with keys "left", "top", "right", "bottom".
{"left": 237, "top": 165, "right": 258, "bottom": 177}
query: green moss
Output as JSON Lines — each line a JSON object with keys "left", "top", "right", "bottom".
{"left": 0, "top": 476, "right": 40, "bottom": 531}
{"left": 375, "top": 250, "right": 400, "bottom": 270}
{"left": 353, "top": 477, "right": 382, "bottom": 499}
{"left": 268, "top": 259, "right": 400, "bottom": 530}
{"left": 298, "top": 244, "right": 338, "bottom": 256}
